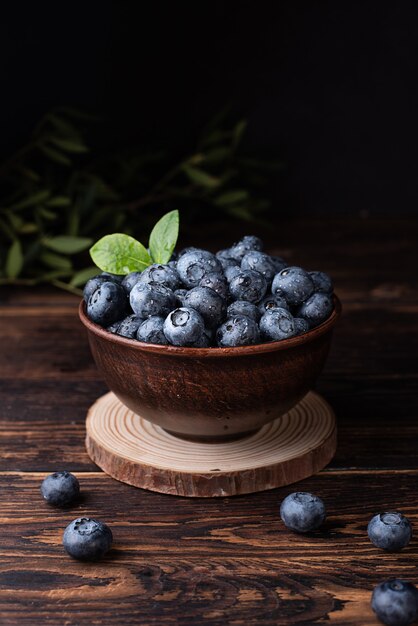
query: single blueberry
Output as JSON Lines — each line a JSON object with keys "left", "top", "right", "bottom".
{"left": 87, "top": 282, "right": 127, "bottom": 327}
{"left": 121, "top": 271, "right": 143, "bottom": 293}
{"left": 227, "top": 300, "right": 261, "bottom": 322}
{"left": 163, "top": 307, "right": 205, "bottom": 346}
{"left": 137, "top": 316, "right": 168, "bottom": 345}
{"left": 40, "top": 471, "right": 80, "bottom": 506}
{"left": 174, "top": 288, "right": 189, "bottom": 306}
{"left": 229, "top": 270, "right": 267, "bottom": 303}
{"left": 130, "top": 282, "right": 176, "bottom": 318}
{"left": 183, "top": 286, "right": 226, "bottom": 328}
{"left": 177, "top": 246, "right": 202, "bottom": 258}
{"left": 199, "top": 272, "right": 229, "bottom": 300}
{"left": 83, "top": 275, "right": 108, "bottom": 303}
{"left": 368, "top": 512, "right": 412, "bottom": 552}
{"left": 272, "top": 266, "right": 314, "bottom": 306}
{"left": 241, "top": 251, "right": 276, "bottom": 284}
{"left": 224, "top": 264, "right": 242, "bottom": 282}
{"left": 63, "top": 517, "right": 113, "bottom": 561}
{"left": 116, "top": 314, "right": 144, "bottom": 338}
{"left": 270, "top": 255, "right": 288, "bottom": 273}
{"left": 309, "top": 270, "right": 333, "bottom": 294}
{"left": 293, "top": 317, "right": 310, "bottom": 335}
{"left": 176, "top": 250, "right": 222, "bottom": 288}
{"left": 258, "top": 294, "right": 290, "bottom": 316}
{"left": 260, "top": 308, "right": 296, "bottom": 341}
{"left": 138, "top": 263, "right": 181, "bottom": 291}
{"left": 296, "top": 292, "right": 334, "bottom": 327}
{"left": 372, "top": 579, "right": 418, "bottom": 626}
{"left": 229, "top": 235, "right": 263, "bottom": 262}
{"left": 280, "top": 492, "right": 326, "bottom": 533}
{"left": 216, "top": 315, "right": 260, "bottom": 347}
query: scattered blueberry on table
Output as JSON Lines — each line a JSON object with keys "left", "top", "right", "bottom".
{"left": 84, "top": 234, "right": 335, "bottom": 347}
{"left": 371, "top": 579, "right": 418, "bottom": 626}
{"left": 63, "top": 517, "right": 113, "bottom": 561}
{"left": 368, "top": 512, "right": 412, "bottom": 552}
{"left": 280, "top": 492, "right": 326, "bottom": 533}
{"left": 40, "top": 471, "right": 80, "bottom": 507}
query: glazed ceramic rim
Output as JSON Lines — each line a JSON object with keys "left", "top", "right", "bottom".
{"left": 79, "top": 294, "right": 341, "bottom": 358}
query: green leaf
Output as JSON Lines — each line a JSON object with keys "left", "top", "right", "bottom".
{"left": 46, "top": 196, "right": 72, "bottom": 207}
{"left": 39, "top": 145, "right": 72, "bottom": 166}
{"left": 233, "top": 119, "right": 247, "bottom": 148}
{"left": 5, "top": 240, "right": 23, "bottom": 278}
{"left": 183, "top": 166, "right": 221, "bottom": 188}
{"left": 40, "top": 251, "right": 73, "bottom": 270}
{"left": 48, "top": 114, "right": 81, "bottom": 138}
{"left": 214, "top": 190, "right": 249, "bottom": 206}
{"left": 49, "top": 137, "right": 89, "bottom": 153}
{"left": 9, "top": 190, "right": 51, "bottom": 211}
{"left": 38, "top": 207, "right": 57, "bottom": 221}
{"left": 43, "top": 236, "right": 93, "bottom": 254}
{"left": 19, "top": 223, "right": 38, "bottom": 235}
{"left": 90, "top": 234, "right": 152, "bottom": 274}
{"left": 148, "top": 210, "right": 179, "bottom": 264}
{"left": 203, "top": 147, "right": 230, "bottom": 164}
{"left": 70, "top": 266, "right": 100, "bottom": 287}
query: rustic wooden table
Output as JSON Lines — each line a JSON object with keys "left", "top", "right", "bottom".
{"left": 1, "top": 217, "right": 417, "bottom": 625}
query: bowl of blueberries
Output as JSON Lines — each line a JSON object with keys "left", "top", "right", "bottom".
{"left": 80, "top": 235, "right": 341, "bottom": 441}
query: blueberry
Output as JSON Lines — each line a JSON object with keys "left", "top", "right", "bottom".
{"left": 296, "top": 292, "right": 333, "bottom": 327}
{"left": 121, "top": 271, "right": 143, "bottom": 293}
{"left": 40, "top": 471, "right": 80, "bottom": 506}
{"left": 176, "top": 250, "right": 222, "bottom": 288}
{"left": 116, "top": 314, "right": 144, "bottom": 338}
{"left": 189, "top": 330, "right": 212, "bottom": 348}
{"left": 372, "top": 579, "right": 418, "bottom": 626}
{"left": 83, "top": 275, "right": 108, "bottom": 303}
{"left": 368, "top": 512, "right": 412, "bottom": 552}
{"left": 309, "top": 270, "right": 333, "bottom": 294}
{"left": 199, "top": 272, "right": 229, "bottom": 300}
{"left": 258, "top": 294, "right": 290, "bottom": 316}
{"left": 218, "top": 256, "right": 240, "bottom": 271}
{"left": 224, "top": 264, "right": 242, "bottom": 282}
{"left": 293, "top": 317, "right": 310, "bottom": 335}
{"left": 216, "top": 315, "right": 260, "bottom": 347}
{"left": 163, "top": 307, "right": 205, "bottom": 346}
{"left": 260, "top": 308, "right": 296, "bottom": 341}
{"left": 63, "top": 517, "right": 113, "bottom": 561}
{"left": 137, "top": 316, "right": 168, "bottom": 344}
{"left": 229, "top": 270, "right": 267, "bottom": 303}
{"left": 174, "top": 288, "right": 188, "bottom": 305}
{"left": 177, "top": 246, "right": 201, "bottom": 258}
{"left": 280, "top": 492, "right": 326, "bottom": 533}
{"left": 227, "top": 300, "right": 261, "bottom": 322}
{"left": 87, "top": 282, "right": 127, "bottom": 326}
{"left": 138, "top": 263, "right": 181, "bottom": 291}
{"left": 272, "top": 266, "right": 314, "bottom": 306}
{"left": 229, "top": 235, "right": 263, "bottom": 262}
{"left": 270, "top": 255, "right": 288, "bottom": 273}
{"left": 183, "top": 286, "right": 226, "bottom": 328}
{"left": 241, "top": 251, "right": 276, "bottom": 284}
{"left": 130, "top": 282, "right": 176, "bottom": 318}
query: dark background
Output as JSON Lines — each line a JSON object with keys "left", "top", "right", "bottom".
{"left": 2, "top": 0, "right": 418, "bottom": 215}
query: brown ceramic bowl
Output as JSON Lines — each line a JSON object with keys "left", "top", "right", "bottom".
{"left": 79, "top": 295, "right": 341, "bottom": 442}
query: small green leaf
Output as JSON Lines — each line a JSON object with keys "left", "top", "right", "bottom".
{"left": 5, "top": 240, "right": 24, "bottom": 278}
{"left": 39, "top": 145, "right": 72, "bottom": 166}
{"left": 48, "top": 114, "right": 81, "bottom": 138}
{"left": 19, "top": 223, "right": 38, "bottom": 235}
{"left": 90, "top": 234, "right": 152, "bottom": 274}
{"left": 10, "top": 190, "right": 51, "bottom": 211}
{"left": 46, "top": 196, "right": 72, "bottom": 207}
{"left": 70, "top": 266, "right": 100, "bottom": 287}
{"left": 183, "top": 166, "right": 221, "bottom": 188}
{"left": 40, "top": 251, "right": 73, "bottom": 270}
{"left": 43, "top": 236, "right": 93, "bottom": 254}
{"left": 38, "top": 207, "right": 57, "bottom": 221}
{"left": 49, "top": 137, "right": 89, "bottom": 153}
{"left": 148, "top": 210, "right": 179, "bottom": 264}
{"left": 214, "top": 190, "right": 249, "bottom": 206}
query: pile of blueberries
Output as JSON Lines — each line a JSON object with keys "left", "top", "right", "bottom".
{"left": 84, "top": 235, "right": 335, "bottom": 347}
{"left": 41, "top": 472, "right": 417, "bottom": 625}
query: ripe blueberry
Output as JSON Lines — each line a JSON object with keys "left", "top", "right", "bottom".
{"left": 41, "top": 471, "right": 80, "bottom": 506}
{"left": 163, "top": 307, "right": 205, "bottom": 346}
{"left": 309, "top": 270, "right": 333, "bottom": 294}
{"left": 229, "top": 235, "right": 263, "bottom": 261}
{"left": 296, "top": 292, "right": 333, "bottom": 327}
{"left": 121, "top": 271, "right": 143, "bottom": 293}
{"left": 130, "top": 282, "right": 176, "bottom": 318}
{"left": 258, "top": 294, "right": 289, "bottom": 316}
{"left": 260, "top": 308, "right": 296, "bottom": 341}
{"left": 216, "top": 315, "right": 260, "bottom": 347}
{"left": 229, "top": 270, "right": 267, "bottom": 303}
{"left": 227, "top": 300, "right": 261, "bottom": 322}
{"left": 116, "top": 314, "right": 144, "bottom": 338}
{"left": 199, "top": 272, "right": 229, "bottom": 300}
{"left": 87, "top": 282, "right": 127, "bottom": 326}
{"left": 138, "top": 263, "right": 181, "bottom": 291}
{"left": 63, "top": 517, "right": 113, "bottom": 561}
{"left": 280, "top": 492, "right": 326, "bottom": 533}
{"left": 372, "top": 579, "right": 418, "bottom": 626}
{"left": 368, "top": 512, "right": 412, "bottom": 552}
{"left": 176, "top": 250, "right": 222, "bottom": 288}
{"left": 241, "top": 251, "right": 276, "bottom": 284}
{"left": 83, "top": 275, "right": 108, "bottom": 303}
{"left": 272, "top": 266, "right": 314, "bottom": 306}
{"left": 137, "top": 316, "right": 168, "bottom": 344}
{"left": 293, "top": 317, "right": 310, "bottom": 335}
{"left": 184, "top": 286, "right": 226, "bottom": 328}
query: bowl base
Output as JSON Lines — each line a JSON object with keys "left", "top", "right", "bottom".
{"left": 162, "top": 427, "right": 260, "bottom": 443}
{"left": 85, "top": 391, "right": 337, "bottom": 497}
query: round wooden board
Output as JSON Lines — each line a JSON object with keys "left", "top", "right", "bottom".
{"left": 86, "top": 392, "right": 336, "bottom": 497}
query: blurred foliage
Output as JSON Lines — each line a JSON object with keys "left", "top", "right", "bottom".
{"left": 0, "top": 107, "right": 281, "bottom": 293}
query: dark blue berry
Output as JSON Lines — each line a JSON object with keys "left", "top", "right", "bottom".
{"left": 116, "top": 314, "right": 144, "bottom": 338}
{"left": 63, "top": 517, "right": 113, "bottom": 561}
{"left": 293, "top": 317, "right": 310, "bottom": 335}
{"left": 258, "top": 294, "right": 289, "bottom": 316}
{"left": 177, "top": 246, "right": 201, "bottom": 258}
{"left": 41, "top": 471, "right": 80, "bottom": 506}
{"left": 130, "top": 282, "right": 176, "bottom": 318}
{"left": 121, "top": 271, "right": 143, "bottom": 293}
{"left": 309, "top": 270, "right": 333, "bottom": 294}
{"left": 137, "top": 316, "right": 168, "bottom": 344}
{"left": 101, "top": 272, "right": 124, "bottom": 283}
{"left": 368, "top": 512, "right": 412, "bottom": 552}
{"left": 83, "top": 275, "right": 108, "bottom": 303}
{"left": 176, "top": 250, "right": 222, "bottom": 288}
{"left": 372, "top": 579, "right": 418, "bottom": 626}
{"left": 241, "top": 251, "right": 276, "bottom": 284}
{"left": 199, "top": 272, "right": 229, "bottom": 300}
{"left": 229, "top": 235, "right": 263, "bottom": 262}
{"left": 227, "top": 300, "right": 261, "bottom": 322}
{"left": 280, "top": 492, "right": 326, "bottom": 533}
{"left": 87, "top": 282, "right": 127, "bottom": 326}
{"left": 224, "top": 265, "right": 242, "bottom": 282}
{"left": 296, "top": 292, "right": 333, "bottom": 327}
{"left": 163, "top": 307, "right": 205, "bottom": 346}
{"left": 260, "top": 308, "right": 296, "bottom": 341}
{"left": 216, "top": 315, "right": 260, "bottom": 347}
{"left": 184, "top": 286, "right": 226, "bottom": 328}
{"left": 272, "top": 266, "right": 314, "bottom": 306}
{"left": 229, "top": 270, "right": 267, "bottom": 303}
{"left": 138, "top": 263, "right": 181, "bottom": 291}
